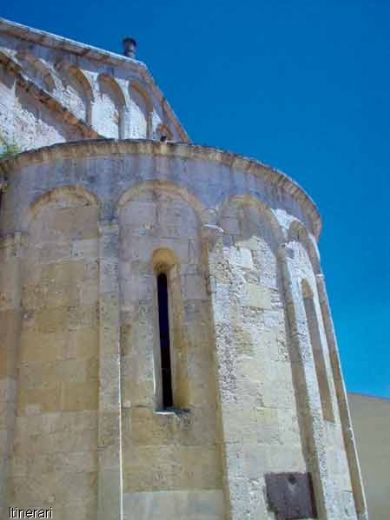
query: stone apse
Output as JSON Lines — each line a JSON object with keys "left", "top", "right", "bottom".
{"left": 0, "top": 17, "right": 367, "bottom": 520}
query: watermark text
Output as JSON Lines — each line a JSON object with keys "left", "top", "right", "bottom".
{"left": 9, "top": 507, "right": 53, "bottom": 519}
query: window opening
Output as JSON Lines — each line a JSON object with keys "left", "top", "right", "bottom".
{"left": 157, "top": 272, "right": 173, "bottom": 408}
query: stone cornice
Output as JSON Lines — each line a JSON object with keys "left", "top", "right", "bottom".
{"left": 0, "top": 139, "right": 322, "bottom": 238}
{"left": 0, "top": 17, "right": 190, "bottom": 143}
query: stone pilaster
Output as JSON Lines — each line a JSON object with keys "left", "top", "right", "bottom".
{"left": 97, "top": 218, "right": 123, "bottom": 520}
{"left": 0, "top": 232, "right": 23, "bottom": 516}
{"left": 203, "top": 223, "right": 268, "bottom": 520}
{"left": 316, "top": 274, "right": 368, "bottom": 520}
{"left": 278, "top": 245, "right": 337, "bottom": 520}
{"left": 120, "top": 107, "right": 130, "bottom": 139}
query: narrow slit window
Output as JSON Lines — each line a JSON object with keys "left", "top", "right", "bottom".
{"left": 157, "top": 272, "right": 173, "bottom": 408}
{"left": 303, "top": 287, "right": 334, "bottom": 422}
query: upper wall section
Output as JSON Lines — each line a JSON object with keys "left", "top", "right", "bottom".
{"left": 0, "top": 18, "right": 189, "bottom": 150}
{"left": 0, "top": 140, "right": 321, "bottom": 239}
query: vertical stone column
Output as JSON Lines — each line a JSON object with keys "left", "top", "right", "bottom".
{"left": 97, "top": 217, "right": 123, "bottom": 520}
{"left": 203, "top": 223, "right": 270, "bottom": 520}
{"left": 279, "top": 245, "right": 336, "bottom": 520}
{"left": 0, "top": 231, "right": 22, "bottom": 516}
{"left": 316, "top": 274, "right": 368, "bottom": 520}
{"left": 146, "top": 110, "right": 153, "bottom": 139}
{"left": 202, "top": 224, "right": 234, "bottom": 519}
{"left": 120, "top": 107, "right": 130, "bottom": 139}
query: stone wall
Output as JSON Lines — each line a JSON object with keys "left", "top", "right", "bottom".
{"left": 0, "top": 18, "right": 189, "bottom": 152}
{"left": 119, "top": 189, "right": 224, "bottom": 517}
{"left": 0, "top": 140, "right": 368, "bottom": 519}
{"left": 10, "top": 188, "right": 99, "bottom": 518}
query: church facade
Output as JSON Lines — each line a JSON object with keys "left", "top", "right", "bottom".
{"left": 0, "top": 18, "right": 368, "bottom": 520}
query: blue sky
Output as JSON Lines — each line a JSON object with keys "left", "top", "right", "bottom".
{"left": 2, "top": 0, "right": 389, "bottom": 397}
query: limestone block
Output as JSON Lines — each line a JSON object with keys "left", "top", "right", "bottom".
{"left": 264, "top": 444, "right": 308, "bottom": 473}
{"left": 39, "top": 242, "right": 72, "bottom": 263}
{"left": 183, "top": 273, "right": 207, "bottom": 300}
{"left": 19, "top": 330, "right": 66, "bottom": 363}
{"left": 46, "top": 411, "right": 98, "bottom": 434}
{"left": 98, "top": 411, "right": 121, "bottom": 449}
{"left": 50, "top": 470, "right": 97, "bottom": 505}
{"left": 17, "top": 385, "right": 62, "bottom": 414}
{"left": 0, "top": 310, "right": 20, "bottom": 377}
{"left": 66, "top": 327, "right": 98, "bottom": 359}
{"left": 121, "top": 274, "right": 154, "bottom": 303}
{"left": 240, "top": 283, "right": 271, "bottom": 309}
{"left": 18, "top": 362, "right": 59, "bottom": 390}
{"left": 123, "top": 490, "right": 224, "bottom": 520}
{"left": 35, "top": 306, "right": 68, "bottom": 334}
{"left": 72, "top": 238, "right": 99, "bottom": 260}
{"left": 68, "top": 303, "right": 98, "bottom": 330}
{"left": 226, "top": 246, "right": 254, "bottom": 269}
{"left": 49, "top": 206, "right": 99, "bottom": 240}
{"left": 0, "top": 377, "right": 17, "bottom": 406}
{"left": 123, "top": 444, "right": 221, "bottom": 492}
{"left": 61, "top": 381, "right": 98, "bottom": 412}
{"left": 0, "top": 260, "right": 19, "bottom": 309}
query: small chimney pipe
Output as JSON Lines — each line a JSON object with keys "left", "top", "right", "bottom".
{"left": 122, "top": 37, "right": 137, "bottom": 59}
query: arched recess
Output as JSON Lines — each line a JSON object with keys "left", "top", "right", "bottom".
{"left": 56, "top": 61, "right": 94, "bottom": 124}
{"left": 0, "top": 49, "right": 20, "bottom": 71}
{"left": 218, "top": 194, "right": 284, "bottom": 256}
{"left": 0, "top": 50, "right": 20, "bottom": 89}
{"left": 301, "top": 279, "right": 334, "bottom": 422}
{"left": 118, "top": 181, "right": 223, "bottom": 507}
{"left": 128, "top": 80, "right": 152, "bottom": 138}
{"left": 212, "top": 193, "right": 311, "bottom": 520}
{"left": 97, "top": 73, "right": 126, "bottom": 138}
{"left": 16, "top": 51, "right": 55, "bottom": 92}
{"left": 11, "top": 185, "right": 100, "bottom": 517}
{"left": 117, "top": 179, "right": 206, "bottom": 221}
{"left": 217, "top": 192, "right": 287, "bottom": 365}
{"left": 287, "top": 219, "right": 321, "bottom": 274}
{"left": 25, "top": 184, "right": 100, "bottom": 229}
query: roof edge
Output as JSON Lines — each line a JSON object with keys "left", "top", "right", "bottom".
{"left": 0, "top": 139, "right": 321, "bottom": 238}
{"left": 348, "top": 392, "right": 390, "bottom": 402}
{"left": 0, "top": 17, "right": 190, "bottom": 142}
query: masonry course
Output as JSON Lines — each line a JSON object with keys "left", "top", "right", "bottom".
{"left": 0, "top": 17, "right": 368, "bottom": 520}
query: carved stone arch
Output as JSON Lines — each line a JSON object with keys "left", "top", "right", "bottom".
{"left": 25, "top": 184, "right": 100, "bottom": 229}
{"left": 218, "top": 194, "right": 285, "bottom": 251}
{"left": 55, "top": 61, "right": 94, "bottom": 123}
{"left": 0, "top": 50, "right": 20, "bottom": 90}
{"left": 15, "top": 51, "right": 55, "bottom": 92}
{"left": 98, "top": 73, "right": 125, "bottom": 107}
{"left": 64, "top": 64, "right": 94, "bottom": 100}
{"left": 128, "top": 80, "right": 152, "bottom": 138}
{"left": 0, "top": 49, "right": 20, "bottom": 71}
{"left": 116, "top": 180, "right": 206, "bottom": 222}
{"left": 217, "top": 194, "right": 285, "bottom": 294}
{"left": 130, "top": 80, "right": 152, "bottom": 111}
{"left": 97, "top": 73, "right": 126, "bottom": 138}
{"left": 287, "top": 219, "right": 321, "bottom": 274}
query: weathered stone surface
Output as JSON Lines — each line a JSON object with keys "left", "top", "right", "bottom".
{"left": 0, "top": 19, "right": 189, "bottom": 152}
{"left": 0, "top": 17, "right": 368, "bottom": 520}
